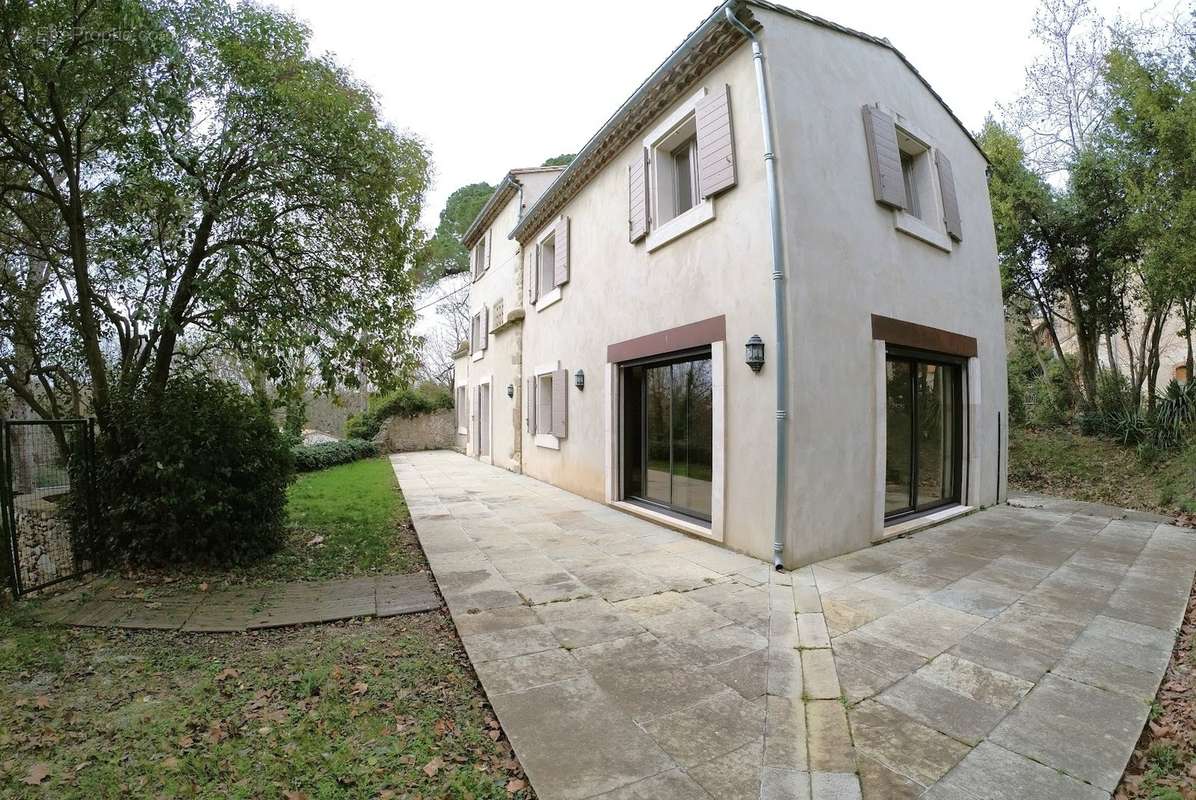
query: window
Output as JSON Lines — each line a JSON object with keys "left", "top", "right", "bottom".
{"left": 472, "top": 237, "right": 486, "bottom": 278}
{"left": 456, "top": 386, "right": 467, "bottom": 432}
{"left": 537, "top": 234, "right": 555, "bottom": 302}
{"left": 652, "top": 116, "right": 700, "bottom": 225}
{"left": 469, "top": 308, "right": 487, "bottom": 357}
{"left": 536, "top": 373, "right": 553, "bottom": 435}
{"left": 885, "top": 353, "right": 962, "bottom": 520}
{"left": 528, "top": 365, "right": 568, "bottom": 447}
{"left": 896, "top": 129, "right": 931, "bottom": 223}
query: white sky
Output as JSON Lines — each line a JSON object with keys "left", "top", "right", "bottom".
{"left": 277, "top": 0, "right": 1169, "bottom": 233}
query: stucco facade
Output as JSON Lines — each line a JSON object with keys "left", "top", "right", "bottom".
{"left": 453, "top": 1, "right": 1007, "bottom": 568}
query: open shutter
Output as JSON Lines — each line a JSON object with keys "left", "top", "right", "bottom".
{"left": 696, "top": 85, "right": 737, "bottom": 198}
{"left": 481, "top": 307, "right": 489, "bottom": 350}
{"left": 628, "top": 149, "right": 648, "bottom": 243}
{"left": 935, "top": 150, "right": 962, "bottom": 242}
{"left": 554, "top": 216, "right": 570, "bottom": 288}
{"left": 468, "top": 314, "right": 476, "bottom": 354}
{"left": 472, "top": 386, "right": 480, "bottom": 452}
{"left": 485, "top": 231, "right": 492, "bottom": 271}
{"left": 862, "top": 105, "right": 906, "bottom": 209}
{"left": 551, "top": 369, "right": 568, "bottom": 438}
{"left": 528, "top": 247, "right": 538, "bottom": 305}
{"left": 526, "top": 377, "right": 535, "bottom": 432}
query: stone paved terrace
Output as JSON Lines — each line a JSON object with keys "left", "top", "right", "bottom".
{"left": 394, "top": 451, "right": 1196, "bottom": 800}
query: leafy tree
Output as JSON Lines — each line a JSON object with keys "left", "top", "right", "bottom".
{"left": 423, "top": 182, "right": 494, "bottom": 285}
{"left": 0, "top": 0, "right": 431, "bottom": 429}
{"left": 541, "top": 153, "right": 575, "bottom": 167}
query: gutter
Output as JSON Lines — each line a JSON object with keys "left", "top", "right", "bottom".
{"left": 724, "top": 7, "right": 789, "bottom": 572}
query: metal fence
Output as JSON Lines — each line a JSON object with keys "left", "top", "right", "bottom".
{"left": 1, "top": 419, "right": 97, "bottom": 598}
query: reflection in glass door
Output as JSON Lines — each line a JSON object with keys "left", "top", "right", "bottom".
{"left": 622, "top": 350, "right": 713, "bottom": 521}
{"left": 885, "top": 353, "right": 962, "bottom": 519}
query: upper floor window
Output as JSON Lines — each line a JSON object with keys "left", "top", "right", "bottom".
{"left": 528, "top": 216, "right": 569, "bottom": 311}
{"left": 897, "top": 129, "right": 931, "bottom": 222}
{"left": 472, "top": 237, "right": 487, "bottom": 278}
{"left": 537, "top": 234, "right": 556, "bottom": 300}
{"left": 655, "top": 121, "right": 700, "bottom": 224}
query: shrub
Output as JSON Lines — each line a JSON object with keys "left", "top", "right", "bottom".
{"left": 1024, "top": 359, "right": 1078, "bottom": 428}
{"left": 292, "top": 439, "right": 378, "bottom": 472}
{"left": 345, "top": 383, "right": 454, "bottom": 440}
{"left": 93, "top": 374, "right": 294, "bottom": 565}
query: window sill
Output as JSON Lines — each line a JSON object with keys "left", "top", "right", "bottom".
{"left": 646, "top": 201, "right": 715, "bottom": 253}
{"left": 610, "top": 500, "right": 715, "bottom": 541}
{"left": 877, "top": 504, "right": 973, "bottom": 543}
{"left": 534, "top": 433, "right": 560, "bottom": 450}
{"left": 457, "top": 426, "right": 468, "bottom": 435}
{"left": 894, "top": 212, "right": 952, "bottom": 253}
{"left": 535, "top": 287, "right": 562, "bottom": 312}
{"left": 471, "top": 350, "right": 485, "bottom": 362}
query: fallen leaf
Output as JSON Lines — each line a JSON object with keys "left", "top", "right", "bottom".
{"left": 488, "top": 730, "right": 501, "bottom": 741}
{"left": 282, "top": 792, "right": 309, "bottom": 800}
{"left": 177, "top": 735, "right": 194, "bottom": 749}
{"left": 506, "top": 777, "right": 527, "bottom": 793}
{"left": 433, "top": 718, "right": 455, "bottom": 737}
{"left": 199, "top": 582, "right": 209, "bottom": 592}
{"left": 423, "top": 757, "right": 444, "bottom": 777}
{"left": 350, "top": 682, "right": 368, "bottom": 697}
{"left": 206, "top": 722, "right": 226, "bottom": 744}
{"left": 215, "top": 668, "right": 240, "bottom": 682}
{"left": 162, "top": 757, "right": 179, "bottom": 770}
{"left": 22, "top": 764, "right": 50, "bottom": 786}
{"left": 33, "top": 695, "right": 50, "bottom": 710}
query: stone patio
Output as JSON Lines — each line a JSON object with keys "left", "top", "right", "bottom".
{"left": 30, "top": 572, "right": 441, "bottom": 631}
{"left": 397, "top": 451, "right": 1196, "bottom": 800}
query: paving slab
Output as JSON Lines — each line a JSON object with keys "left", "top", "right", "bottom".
{"left": 933, "top": 742, "right": 1109, "bottom": 800}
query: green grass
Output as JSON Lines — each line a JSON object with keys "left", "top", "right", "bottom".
{"left": 1009, "top": 426, "right": 1196, "bottom": 515}
{"left": 0, "top": 461, "right": 532, "bottom": 799}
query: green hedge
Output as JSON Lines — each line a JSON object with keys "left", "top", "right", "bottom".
{"left": 346, "top": 383, "right": 454, "bottom": 440}
{"left": 292, "top": 438, "right": 379, "bottom": 472}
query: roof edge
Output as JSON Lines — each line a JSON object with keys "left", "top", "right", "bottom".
{"left": 462, "top": 175, "right": 519, "bottom": 250}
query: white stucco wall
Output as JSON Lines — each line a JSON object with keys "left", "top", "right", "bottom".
{"left": 758, "top": 8, "right": 1008, "bottom": 564}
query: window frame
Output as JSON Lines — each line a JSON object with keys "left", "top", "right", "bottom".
{"left": 532, "top": 361, "right": 562, "bottom": 450}
{"left": 643, "top": 88, "right": 717, "bottom": 253}
{"left": 534, "top": 228, "right": 562, "bottom": 311}
{"left": 472, "top": 235, "right": 487, "bottom": 278}
{"left": 875, "top": 104, "right": 953, "bottom": 253}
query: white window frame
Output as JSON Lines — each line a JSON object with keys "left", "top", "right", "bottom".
{"left": 644, "top": 88, "right": 717, "bottom": 253}
{"left": 876, "top": 104, "right": 952, "bottom": 253}
{"left": 534, "top": 228, "right": 562, "bottom": 311}
{"left": 472, "top": 237, "right": 486, "bottom": 277}
{"left": 532, "top": 360, "right": 561, "bottom": 450}
{"left": 475, "top": 374, "right": 493, "bottom": 465}
{"left": 471, "top": 308, "right": 485, "bottom": 361}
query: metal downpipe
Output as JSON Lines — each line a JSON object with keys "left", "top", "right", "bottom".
{"left": 724, "top": 7, "right": 789, "bottom": 571}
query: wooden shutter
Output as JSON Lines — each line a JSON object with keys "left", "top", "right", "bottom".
{"left": 551, "top": 369, "right": 568, "bottom": 438}
{"left": 696, "top": 85, "right": 737, "bottom": 198}
{"left": 472, "top": 385, "right": 480, "bottom": 451}
{"left": 628, "top": 149, "right": 649, "bottom": 243}
{"left": 468, "top": 314, "right": 476, "bottom": 354}
{"left": 554, "top": 216, "right": 570, "bottom": 288}
{"left": 862, "top": 105, "right": 906, "bottom": 209}
{"left": 528, "top": 247, "right": 538, "bottom": 305}
{"left": 935, "top": 150, "right": 963, "bottom": 242}
{"left": 481, "top": 306, "right": 488, "bottom": 350}
{"left": 526, "top": 377, "right": 535, "bottom": 432}
{"left": 485, "top": 231, "right": 492, "bottom": 271}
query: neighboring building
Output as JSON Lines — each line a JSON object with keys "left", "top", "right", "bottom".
{"left": 454, "top": 0, "right": 1007, "bottom": 568}
{"left": 1048, "top": 312, "right": 1193, "bottom": 386}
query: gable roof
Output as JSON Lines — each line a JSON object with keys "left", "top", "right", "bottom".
{"left": 461, "top": 166, "right": 566, "bottom": 250}
{"left": 510, "top": 0, "right": 986, "bottom": 244}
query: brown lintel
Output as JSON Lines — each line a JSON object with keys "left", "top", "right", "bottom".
{"left": 871, "top": 314, "right": 977, "bottom": 358}
{"left": 607, "top": 315, "right": 726, "bottom": 363}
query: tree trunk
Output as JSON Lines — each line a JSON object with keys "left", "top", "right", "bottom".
{"left": 1105, "top": 334, "right": 1118, "bottom": 375}
{"left": 1183, "top": 300, "right": 1194, "bottom": 381}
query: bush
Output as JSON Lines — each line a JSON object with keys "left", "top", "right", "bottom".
{"left": 292, "top": 439, "right": 379, "bottom": 472}
{"left": 1024, "top": 359, "right": 1078, "bottom": 428}
{"left": 93, "top": 374, "right": 295, "bottom": 565}
{"left": 345, "top": 383, "right": 454, "bottom": 440}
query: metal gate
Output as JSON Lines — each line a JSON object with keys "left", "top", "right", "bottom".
{"left": 1, "top": 419, "right": 97, "bottom": 598}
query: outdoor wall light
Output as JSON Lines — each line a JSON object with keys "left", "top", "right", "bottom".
{"left": 745, "top": 335, "right": 765, "bottom": 372}
{"left": 506, "top": 384, "right": 514, "bottom": 398}
{"left": 574, "top": 369, "right": 585, "bottom": 390}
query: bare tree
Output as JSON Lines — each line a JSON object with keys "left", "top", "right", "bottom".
{"left": 415, "top": 274, "right": 471, "bottom": 387}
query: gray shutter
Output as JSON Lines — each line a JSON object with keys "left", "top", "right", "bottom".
{"left": 936, "top": 150, "right": 963, "bottom": 242}
{"left": 861, "top": 105, "right": 906, "bottom": 209}
{"left": 528, "top": 247, "right": 538, "bottom": 305}
{"left": 485, "top": 231, "right": 492, "bottom": 270}
{"left": 472, "top": 385, "right": 480, "bottom": 451}
{"left": 551, "top": 369, "right": 568, "bottom": 439}
{"left": 696, "top": 85, "right": 737, "bottom": 198}
{"left": 481, "top": 306, "right": 488, "bottom": 350}
{"left": 628, "top": 149, "right": 648, "bottom": 243}
{"left": 526, "top": 377, "right": 534, "bottom": 432}
{"left": 554, "top": 216, "right": 570, "bottom": 287}
{"left": 468, "top": 314, "right": 475, "bottom": 354}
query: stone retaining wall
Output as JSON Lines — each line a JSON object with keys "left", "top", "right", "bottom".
{"left": 373, "top": 409, "right": 456, "bottom": 453}
{"left": 12, "top": 488, "right": 76, "bottom": 590}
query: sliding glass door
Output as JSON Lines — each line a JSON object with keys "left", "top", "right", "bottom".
{"left": 622, "top": 350, "right": 713, "bottom": 521}
{"left": 885, "top": 353, "right": 962, "bottom": 519}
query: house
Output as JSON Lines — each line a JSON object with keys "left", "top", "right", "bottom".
{"left": 453, "top": 0, "right": 1007, "bottom": 569}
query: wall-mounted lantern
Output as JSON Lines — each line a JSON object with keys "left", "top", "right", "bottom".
{"left": 506, "top": 384, "right": 514, "bottom": 398}
{"left": 745, "top": 335, "right": 765, "bottom": 373}
{"left": 574, "top": 369, "right": 585, "bottom": 390}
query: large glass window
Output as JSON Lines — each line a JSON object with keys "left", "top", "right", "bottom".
{"left": 622, "top": 350, "right": 713, "bottom": 521}
{"left": 885, "top": 353, "right": 962, "bottom": 519}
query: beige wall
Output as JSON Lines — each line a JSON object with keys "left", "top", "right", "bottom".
{"left": 760, "top": 9, "right": 1007, "bottom": 563}
{"left": 457, "top": 11, "right": 1007, "bottom": 567}
{"left": 375, "top": 409, "right": 456, "bottom": 453}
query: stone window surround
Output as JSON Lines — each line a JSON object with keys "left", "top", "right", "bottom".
{"left": 875, "top": 102, "right": 953, "bottom": 254}
{"left": 532, "top": 360, "right": 561, "bottom": 450}
{"left": 643, "top": 87, "right": 718, "bottom": 253}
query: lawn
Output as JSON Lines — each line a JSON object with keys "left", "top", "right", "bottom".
{"left": 0, "top": 456, "right": 534, "bottom": 799}
{"left": 1009, "top": 425, "right": 1196, "bottom": 517}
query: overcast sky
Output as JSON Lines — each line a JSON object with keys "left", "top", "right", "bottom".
{"left": 278, "top": 0, "right": 1173, "bottom": 232}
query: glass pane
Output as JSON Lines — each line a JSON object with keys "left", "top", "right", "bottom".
{"left": 644, "top": 365, "right": 672, "bottom": 506}
{"left": 674, "top": 139, "right": 694, "bottom": 215}
{"left": 916, "top": 363, "right": 958, "bottom": 507}
{"left": 671, "top": 358, "right": 713, "bottom": 519}
{"left": 885, "top": 360, "right": 914, "bottom": 514}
